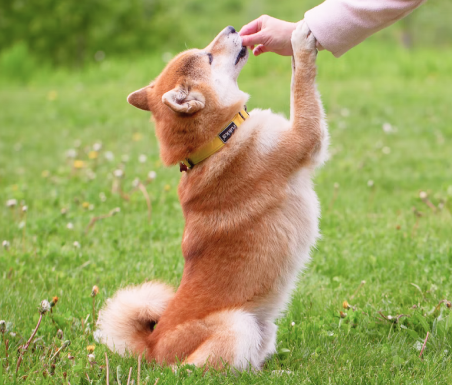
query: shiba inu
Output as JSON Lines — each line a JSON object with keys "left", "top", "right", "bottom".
{"left": 98, "top": 22, "right": 328, "bottom": 371}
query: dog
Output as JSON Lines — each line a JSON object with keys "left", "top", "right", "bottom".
{"left": 98, "top": 22, "right": 328, "bottom": 371}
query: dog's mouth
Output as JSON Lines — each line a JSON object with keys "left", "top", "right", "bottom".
{"left": 235, "top": 46, "right": 247, "bottom": 65}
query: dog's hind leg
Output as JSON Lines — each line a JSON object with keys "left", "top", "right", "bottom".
{"left": 179, "top": 309, "right": 263, "bottom": 371}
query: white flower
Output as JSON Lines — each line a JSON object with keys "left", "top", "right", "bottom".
{"left": 22, "top": 205, "right": 28, "bottom": 212}
{"left": 291, "top": 321, "right": 295, "bottom": 326}
{"left": 6, "top": 199, "right": 17, "bottom": 208}
{"left": 88, "top": 353, "right": 96, "bottom": 361}
{"left": 93, "top": 142, "right": 102, "bottom": 152}
{"left": 113, "top": 169, "right": 124, "bottom": 178}
{"left": 419, "top": 191, "right": 428, "bottom": 200}
{"left": 340, "top": 108, "right": 350, "bottom": 117}
{"left": 66, "top": 149, "right": 77, "bottom": 159}
{"left": 104, "top": 151, "right": 114, "bottom": 161}
{"left": 139, "top": 154, "right": 147, "bottom": 163}
{"left": 86, "top": 170, "right": 97, "bottom": 180}
{"left": 2, "top": 240, "right": 10, "bottom": 250}
{"left": 40, "top": 299, "right": 51, "bottom": 314}
{"left": 61, "top": 208, "right": 68, "bottom": 215}
{"left": 382, "top": 123, "right": 393, "bottom": 133}
{"left": 67, "top": 222, "right": 74, "bottom": 230}
{"left": 73, "top": 241, "right": 81, "bottom": 249}
{"left": 88, "top": 204, "right": 95, "bottom": 211}
{"left": 18, "top": 221, "right": 25, "bottom": 229}
{"left": 148, "top": 171, "right": 157, "bottom": 181}
{"left": 93, "top": 329, "right": 102, "bottom": 343}
{"left": 367, "top": 180, "right": 374, "bottom": 187}
{"left": 0, "top": 320, "right": 6, "bottom": 332}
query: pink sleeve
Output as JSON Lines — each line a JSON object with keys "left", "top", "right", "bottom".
{"left": 304, "top": 0, "right": 427, "bottom": 57}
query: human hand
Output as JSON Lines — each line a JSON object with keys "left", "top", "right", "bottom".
{"left": 239, "top": 15, "right": 298, "bottom": 56}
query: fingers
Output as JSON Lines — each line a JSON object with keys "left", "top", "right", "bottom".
{"left": 239, "top": 19, "right": 260, "bottom": 36}
{"left": 239, "top": 15, "right": 265, "bottom": 36}
{"left": 253, "top": 44, "right": 270, "bottom": 56}
{"left": 241, "top": 31, "right": 266, "bottom": 48}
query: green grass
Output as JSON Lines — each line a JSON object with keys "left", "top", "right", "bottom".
{"left": 1, "top": 39, "right": 452, "bottom": 384}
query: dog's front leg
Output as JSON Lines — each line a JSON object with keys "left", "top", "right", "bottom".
{"left": 286, "top": 21, "right": 325, "bottom": 165}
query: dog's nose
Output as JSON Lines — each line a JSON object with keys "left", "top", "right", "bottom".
{"left": 228, "top": 26, "right": 236, "bottom": 34}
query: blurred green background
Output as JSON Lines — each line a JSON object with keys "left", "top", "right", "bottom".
{"left": 0, "top": 0, "right": 451, "bottom": 76}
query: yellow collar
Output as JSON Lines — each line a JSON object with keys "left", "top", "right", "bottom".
{"left": 180, "top": 107, "right": 249, "bottom": 172}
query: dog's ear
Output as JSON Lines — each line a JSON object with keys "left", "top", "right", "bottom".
{"left": 127, "top": 83, "right": 154, "bottom": 111}
{"left": 162, "top": 85, "right": 205, "bottom": 114}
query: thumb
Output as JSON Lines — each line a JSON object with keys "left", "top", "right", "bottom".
{"left": 253, "top": 44, "right": 270, "bottom": 56}
{"left": 241, "top": 31, "right": 267, "bottom": 48}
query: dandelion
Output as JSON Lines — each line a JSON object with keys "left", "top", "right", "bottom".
{"left": 41, "top": 170, "right": 50, "bottom": 178}
{"left": 340, "top": 108, "right": 350, "bottom": 117}
{"left": 47, "top": 90, "right": 58, "bottom": 101}
{"left": 66, "top": 149, "right": 77, "bottom": 159}
{"left": 91, "top": 286, "right": 99, "bottom": 325}
{"left": 82, "top": 202, "right": 90, "bottom": 209}
{"left": 113, "top": 169, "right": 124, "bottom": 179}
{"left": 0, "top": 320, "right": 5, "bottom": 333}
{"left": 93, "top": 142, "right": 102, "bottom": 152}
{"left": 50, "top": 340, "right": 71, "bottom": 360}
{"left": 73, "top": 241, "right": 81, "bottom": 249}
{"left": 148, "top": 171, "right": 157, "bottom": 181}
{"left": 66, "top": 222, "right": 74, "bottom": 230}
{"left": 2, "top": 240, "right": 10, "bottom": 250}
{"left": 419, "top": 191, "right": 428, "bottom": 200}
{"left": 91, "top": 285, "right": 99, "bottom": 297}
{"left": 73, "top": 160, "right": 85, "bottom": 169}
{"left": 61, "top": 208, "right": 68, "bottom": 215}
{"left": 367, "top": 180, "right": 374, "bottom": 187}
{"left": 88, "top": 151, "right": 98, "bottom": 159}
{"left": 339, "top": 311, "right": 347, "bottom": 318}
{"left": 104, "top": 151, "right": 114, "bottom": 161}
{"left": 342, "top": 300, "right": 351, "bottom": 310}
{"left": 139, "top": 154, "right": 147, "bottom": 163}
{"left": 57, "top": 329, "right": 63, "bottom": 339}
{"left": 382, "top": 123, "right": 393, "bottom": 133}
{"left": 164, "top": 184, "right": 171, "bottom": 192}
{"left": 88, "top": 353, "right": 96, "bottom": 362}
{"left": 86, "top": 169, "right": 97, "bottom": 180}
{"left": 132, "top": 178, "right": 140, "bottom": 188}
{"left": 87, "top": 345, "right": 95, "bottom": 353}
{"left": 6, "top": 199, "right": 17, "bottom": 208}
{"left": 40, "top": 300, "right": 51, "bottom": 314}
{"left": 132, "top": 132, "right": 143, "bottom": 141}
{"left": 22, "top": 205, "right": 28, "bottom": 212}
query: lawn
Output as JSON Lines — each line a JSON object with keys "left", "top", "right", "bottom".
{"left": 1, "top": 39, "right": 451, "bottom": 384}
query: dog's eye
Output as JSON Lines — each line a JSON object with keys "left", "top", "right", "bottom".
{"left": 207, "top": 53, "right": 213, "bottom": 65}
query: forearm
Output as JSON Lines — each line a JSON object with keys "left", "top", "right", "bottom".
{"left": 304, "top": 0, "right": 427, "bottom": 57}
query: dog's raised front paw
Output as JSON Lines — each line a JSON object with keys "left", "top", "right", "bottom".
{"left": 291, "top": 21, "right": 316, "bottom": 57}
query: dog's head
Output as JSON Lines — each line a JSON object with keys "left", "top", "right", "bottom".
{"left": 127, "top": 26, "right": 249, "bottom": 165}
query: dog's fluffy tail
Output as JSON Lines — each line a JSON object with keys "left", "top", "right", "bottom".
{"left": 96, "top": 281, "right": 174, "bottom": 355}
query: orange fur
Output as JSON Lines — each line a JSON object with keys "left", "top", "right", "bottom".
{"left": 98, "top": 22, "right": 328, "bottom": 371}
